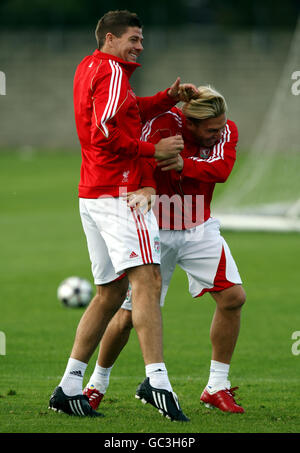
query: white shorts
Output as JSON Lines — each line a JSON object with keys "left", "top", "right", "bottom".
{"left": 79, "top": 198, "right": 161, "bottom": 285}
{"left": 121, "top": 217, "right": 242, "bottom": 310}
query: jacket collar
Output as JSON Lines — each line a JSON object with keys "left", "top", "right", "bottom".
{"left": 93, "top": 50, "right": 141, "bottom": 78}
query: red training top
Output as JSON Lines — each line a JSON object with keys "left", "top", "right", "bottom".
{"left": 73, "top": 50, "right": 177, "bottom": 198}
{"left": 141, "top": 107, "right": 238, "bottom": 229}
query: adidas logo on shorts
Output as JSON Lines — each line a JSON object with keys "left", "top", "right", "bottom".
{"left": 130, "top": 251, "right": 138, "bottom": 259}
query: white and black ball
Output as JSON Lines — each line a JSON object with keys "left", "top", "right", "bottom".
{"left": 57, "top": 276, "right": 93, "bottom": 308}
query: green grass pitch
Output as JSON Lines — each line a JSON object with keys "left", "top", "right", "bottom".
{"left": 0, "top": 150, "right": 300, "bottom": 433}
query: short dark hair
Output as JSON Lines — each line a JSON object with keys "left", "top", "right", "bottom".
{"left": 95, "top": 10, "right": 142, "bottom": 50}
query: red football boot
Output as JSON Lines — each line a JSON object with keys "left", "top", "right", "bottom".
{"left": 83, "top": 386, "right": 104, "bottom": 410}
{"left": 200, "top": 386, "right": 244, "bottom": 413}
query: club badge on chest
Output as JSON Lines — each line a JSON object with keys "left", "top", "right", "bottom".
{"left": 199, "top": 148, "right": 211, "bottom": 159}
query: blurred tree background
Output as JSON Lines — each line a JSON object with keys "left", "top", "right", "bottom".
{"left": 0, "top": 0, "right": 299, "bottom": 29}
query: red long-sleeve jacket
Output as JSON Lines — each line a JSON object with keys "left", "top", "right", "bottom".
{"left": 73, "top": 50, "right": 177, "bottom": 198}
{"left": 141, "top": 107, "right": 238, "bottom": 229}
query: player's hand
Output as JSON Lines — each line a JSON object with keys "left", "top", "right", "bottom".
{"left": 178, "top": 84, "right": 199, "bottom": 102}
{"left": 168, "top": 77, "right": 181, "bottom": 99}
{"left": 124, "top": 187, "right": 156, "bottom": 214}
{"left": 168, "top": 77, "right": 199, "bottom": 102}
{"left": 154, "top": 135, "right": 184, "bottom": 161}
{"left": 157, "top": 154, "right": 184, "bottom": 172}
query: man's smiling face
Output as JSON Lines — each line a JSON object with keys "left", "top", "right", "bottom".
{"left": 109, "top": 26, "right": 144, "bottom": 62}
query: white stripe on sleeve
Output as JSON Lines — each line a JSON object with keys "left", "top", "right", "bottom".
{"left": 100, "top": 61, "right": 123, "bottom": 138}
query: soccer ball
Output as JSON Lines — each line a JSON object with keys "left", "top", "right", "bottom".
{"left": 57, "top": 276, "right": 93, "bottom": 308}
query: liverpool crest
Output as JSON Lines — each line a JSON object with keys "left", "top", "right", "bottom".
{"left": 199, "top": 148, "right": 211, "bottom": 159}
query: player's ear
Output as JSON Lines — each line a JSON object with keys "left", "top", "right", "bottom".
{"left": 105, "top": 32, "right": 115, "bottom": 45}
{"left": 185, "top": 118, "right": 194, "bottom": 130}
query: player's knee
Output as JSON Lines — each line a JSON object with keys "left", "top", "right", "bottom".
{"left": 130, "top": 264, "right": 162, "bottom": 296}
{"left": 226, "top": 286, "right": 246, "bottom": 310}
{"left": 217, "top": 285, "right": 246, "bottom": 311}
{"left": 150, "top": 266, "right": 162, "bottom": 295}
{"left": 96, "top": 277, "right": 129, "bottom": 312}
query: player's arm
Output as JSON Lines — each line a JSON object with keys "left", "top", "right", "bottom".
{"left": 137, "top": 78, "right": 199, "bottom": 123}
{"left": 136, "top": 89, "right": 177, "bottom": 124}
